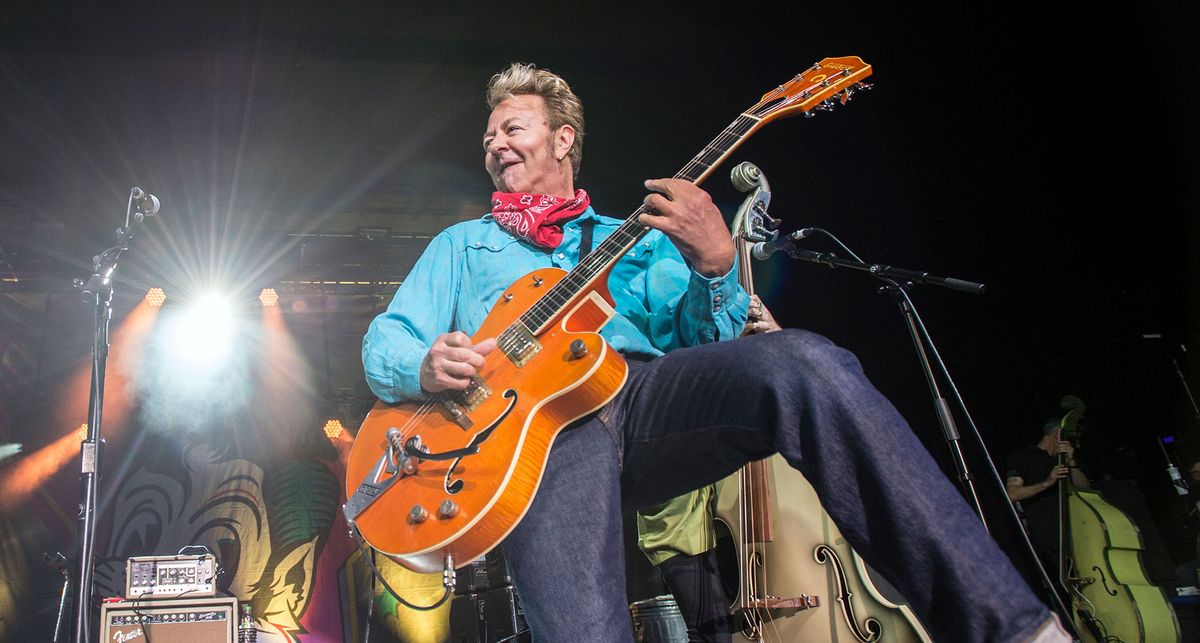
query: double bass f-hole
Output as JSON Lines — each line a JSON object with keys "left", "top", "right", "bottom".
{"left": 815, "top": 545, "right": 883, "bottom": 642}
{"left": 1090, "top": 566, "right": 1118, "bottom": 597}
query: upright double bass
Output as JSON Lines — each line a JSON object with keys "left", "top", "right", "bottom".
{"left": 1055, "top": 396, "right": 1179, "bottom": 642}
{"left": 711, "top": 163, "right": 929, "bottom": 642}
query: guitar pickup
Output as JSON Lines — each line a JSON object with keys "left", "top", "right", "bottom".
{"left": 500, "top": 322, "right": 541, "bottom": 367}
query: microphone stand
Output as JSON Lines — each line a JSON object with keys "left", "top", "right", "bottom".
{"left": 1169, "top": 348, "right": 1200, "bottom": 425}
{"left": 68, "top": 188, "right": 156, "bottom": 643}
{"left": 760, "top": 229, "right": 1081, "bottom": 638}
{"left": 763, "top": 234, "right": 988, "bottom": 520}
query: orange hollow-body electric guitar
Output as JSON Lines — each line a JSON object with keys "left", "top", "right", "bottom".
{"left": 344, "top": 57, "right": 874, "bottom": 575}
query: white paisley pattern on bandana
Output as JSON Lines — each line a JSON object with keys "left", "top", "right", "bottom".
{"left": 491, "top": 189, "right": 591, "bottom": 249}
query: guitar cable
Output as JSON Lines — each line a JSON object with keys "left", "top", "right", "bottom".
{"left": 494, "top": 628, "right": 531, "bottom": 642}
{"left": 349, "top": 523, "right": 453, "bottom": 612}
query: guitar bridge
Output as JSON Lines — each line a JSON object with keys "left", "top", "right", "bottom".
{"left": 437, "top": 377, "right": 490, "bottom": 429}
{"left": 439, "top": 398, "right": 473, "bottom": 429}
{"left": 500, "top": 322, "right": 541, "bottom": 367}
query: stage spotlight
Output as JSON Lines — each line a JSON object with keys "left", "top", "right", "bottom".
{"left": 323, "top": 419, "right": 345, "bottom": 439}
{"left": 0, "top": 443, "right": 22, "bottom": 462}
{"left": 259, "top": 288, "right": 279, "bottom": 307}
{"left": 170, "top": 294, "right": 235, "bottom": 372}
{"left": 145, "top": 287, "right": 166, "bottom": 307}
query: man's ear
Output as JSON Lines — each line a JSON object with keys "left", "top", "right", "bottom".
{"left": 555, "top": 125, "right": 575, "bottom": 162}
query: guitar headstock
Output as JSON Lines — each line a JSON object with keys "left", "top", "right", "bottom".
{"left": 750, "top": 56, "right": 873, "bottom": 124}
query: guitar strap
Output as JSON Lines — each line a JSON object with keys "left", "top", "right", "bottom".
{"left": 579, "top": 217, "right": 594, "bottom": 260}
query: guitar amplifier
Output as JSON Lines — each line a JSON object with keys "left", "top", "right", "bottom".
{"left": 126, "top": 553, "right": 217, "bottom": 598}
{"left": 100, "top": 596, "right": 237, "bottom": 643}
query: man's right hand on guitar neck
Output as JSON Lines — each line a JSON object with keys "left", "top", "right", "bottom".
{"left": 420, "top": 332, "right": 497, "bottom": 393}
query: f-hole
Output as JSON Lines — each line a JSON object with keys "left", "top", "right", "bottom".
{"left": 444, "top": 389, "right": 518, "bottom": 495}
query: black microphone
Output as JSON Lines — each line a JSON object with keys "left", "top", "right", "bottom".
{"left": 130, "top": 187, "right": 160, "bottom": 216}
{"left": 751, "top": 229, "right": 811, "bottom": 260}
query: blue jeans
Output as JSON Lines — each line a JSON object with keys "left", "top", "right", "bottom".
{"left": 501, "top": 330, "right": 1049, "bottom": 642}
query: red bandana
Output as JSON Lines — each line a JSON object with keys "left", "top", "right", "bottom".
{"left": 491, "top": 189, "right": 591, "bottom": 249}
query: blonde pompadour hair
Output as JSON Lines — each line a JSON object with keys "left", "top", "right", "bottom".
{"left": 486, "top": 63, "right": 584, "bottom": 178}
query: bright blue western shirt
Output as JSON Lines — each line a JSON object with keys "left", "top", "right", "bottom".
{"left": 362, "top": 207, "right": 750, "bottom": 403}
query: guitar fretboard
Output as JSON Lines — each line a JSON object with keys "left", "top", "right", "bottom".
{"left": 507, "top": 113, "right": 761, "bottom": 339}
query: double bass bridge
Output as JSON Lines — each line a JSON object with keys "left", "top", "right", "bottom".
{"left": 744, "top": 595, "right": 820, "bottom": 611}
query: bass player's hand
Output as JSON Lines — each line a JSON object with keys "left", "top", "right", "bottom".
{"left": 420, "top": 332, "right": 497, "bottom": 393}
{"left": 1043, "top": 464, "right": 1070, "bottom": 487}
{"left": 743, "top": 295, "right": 781, "bottom": 335}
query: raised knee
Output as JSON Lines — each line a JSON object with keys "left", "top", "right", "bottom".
{"left": 759, "top": 328, "right": 856, "bottom": 369}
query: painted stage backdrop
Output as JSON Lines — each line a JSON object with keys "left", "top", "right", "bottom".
{"left": 0, "top": 292, "right": 452, "bottom": 642}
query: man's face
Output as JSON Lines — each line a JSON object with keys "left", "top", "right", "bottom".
{"left": 1190, "top": 464, "right": 1200, "bottom": 483}
{"left": 483, "top": 94, "right": 570, "bottom": 195}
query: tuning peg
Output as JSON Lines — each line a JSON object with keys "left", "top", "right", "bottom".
{"left": 815, "top": 100, "right": 837, "bottom": 112}
{"left": 839, "top": 88, "right": 854, "bottom": 104}
{"left": 854, "top": 82, "right": 874, "bottom": 91}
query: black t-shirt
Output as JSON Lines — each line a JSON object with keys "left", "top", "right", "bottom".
{"left": 1006, "top": 445, "right": 1061, "bottom": 557}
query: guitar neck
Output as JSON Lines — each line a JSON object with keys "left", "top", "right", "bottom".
{"left": 509, "top": 56, "right": 873, "bottom": 337}
{"left": 517, "top": 113, "right": 764, "bottom": 334}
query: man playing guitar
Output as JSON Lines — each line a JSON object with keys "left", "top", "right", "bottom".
{"left": 361, "top": 62, "right": 1069, "bottom": 642}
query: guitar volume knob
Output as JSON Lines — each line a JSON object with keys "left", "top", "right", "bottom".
{"left": 569, "top": 339, "right": 588, "bottom": 359}
{"left": 408, "top": 505, "right": 429, "bottom": 524}
{"left": 438, "top": 500, "right": 459, "bottom": 519}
